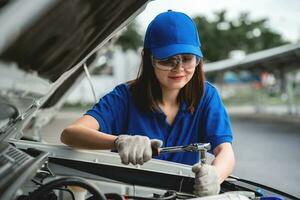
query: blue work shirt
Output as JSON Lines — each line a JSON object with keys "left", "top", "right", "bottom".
{"left": 85, "top": 81, "right": 232, "bottom": 165}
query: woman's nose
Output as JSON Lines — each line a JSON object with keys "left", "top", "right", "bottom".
{"left": 171, "top": 61, "right": 184, "bottom": 71}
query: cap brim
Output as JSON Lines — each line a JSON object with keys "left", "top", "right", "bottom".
{"left": 152, "top": 44, "right": 203, "bottom": 60}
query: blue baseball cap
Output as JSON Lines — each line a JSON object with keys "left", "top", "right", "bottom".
{"left": 144, "top": 10, "right": 203, "bottom": 60}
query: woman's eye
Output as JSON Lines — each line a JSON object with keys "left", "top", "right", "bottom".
{"left": 159, "top": 60, "right": 175, "bottom": 66}
{"left": 183, "top": 56, "right": 194, "bottom": 62}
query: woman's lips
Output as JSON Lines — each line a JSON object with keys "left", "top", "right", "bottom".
{"left": 168, "top": 76, "right": 184, "bottom": 80}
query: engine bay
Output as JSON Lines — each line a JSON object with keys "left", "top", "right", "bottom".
{"left": 1, "top": 140, "right": 295, "bottom": 200}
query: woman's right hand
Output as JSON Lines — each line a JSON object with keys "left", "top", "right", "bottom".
{"left": 114, "top": 135, "right": 162, "bottom": 165}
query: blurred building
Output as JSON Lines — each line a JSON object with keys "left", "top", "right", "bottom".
{"left": 66, "top": 47, "right": 140, "bottom": 104}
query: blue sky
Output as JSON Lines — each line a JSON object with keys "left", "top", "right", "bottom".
{"left": 136, "top": 0, "right": 300, "bottom": 42}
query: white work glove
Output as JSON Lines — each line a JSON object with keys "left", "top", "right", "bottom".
{"left": 192, "top": 164, "right": 220, "bottom": 197}
{"left": 114, "top": 135, "right": 162, "bottom": 165}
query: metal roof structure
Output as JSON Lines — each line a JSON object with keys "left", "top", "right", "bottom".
{"left": 204, "top": 42, "right": 300, "bottom": 73}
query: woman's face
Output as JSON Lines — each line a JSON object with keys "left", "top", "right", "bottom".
{"left": 153, "top": 54, "right": 198, "bottom": 91}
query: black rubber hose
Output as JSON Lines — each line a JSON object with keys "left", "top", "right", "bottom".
{"left": 29, "top": 177, "right": 106, "bottom": 200}
{"left": 126, "top": 190, "right": 177, "bottom": 200}
{"left": 105, "top": 193, "right": 125, "bottom": 200}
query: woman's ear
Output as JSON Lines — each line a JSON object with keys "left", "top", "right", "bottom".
{"left": 141, "top": 49, "right": 144, "bottom": 57}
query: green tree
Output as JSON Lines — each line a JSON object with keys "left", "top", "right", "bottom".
{"left": 115, "top": 20, "right": 143, "bottom": 52}
{"left": 193, "top": 10, "right": 289, "bottom": 62}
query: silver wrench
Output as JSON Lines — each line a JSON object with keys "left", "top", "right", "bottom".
{"left": 152, "top": 143, "right": 211, "bottom": 164}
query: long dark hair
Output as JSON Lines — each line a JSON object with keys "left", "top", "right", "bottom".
{"left": 129, "top": 48, "right": 205, "bottom": 113}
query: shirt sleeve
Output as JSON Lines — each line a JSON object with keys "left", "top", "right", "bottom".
{"left": 201, "top": 83, "right": 233, "bottom": 151}
{"left": 84, "top": 84, "right": 129, "bottom": 134}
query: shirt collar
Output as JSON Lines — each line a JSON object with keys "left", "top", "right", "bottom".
{"left": 179, "top": 101, "right": 188, "bottom": 111}
{"left": 153, "top": 101, "right": 188, "bottom": 116}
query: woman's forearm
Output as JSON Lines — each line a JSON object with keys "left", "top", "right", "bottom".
{"left": 61, "top": 124, "right": 117, "bottom": 150}
{"left": 212, "top": 142, "right": 235, "bottom": 183}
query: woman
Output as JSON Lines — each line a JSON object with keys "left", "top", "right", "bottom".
{"left": 61, "top": 10, "right": 235, "bottom": 196}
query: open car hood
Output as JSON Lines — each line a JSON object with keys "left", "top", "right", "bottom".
{"left": 0, "top": 0, "right": 149, "bottom": 141}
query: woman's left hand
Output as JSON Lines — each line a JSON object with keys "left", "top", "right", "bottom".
{"left": 192, "top": 164, "right": 220, "bottom": 196}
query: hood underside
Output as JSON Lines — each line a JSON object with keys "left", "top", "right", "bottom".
{"left": 0, "top": 0, "right": 149, "bottom": 139}
{"left": 0, "top": 0, "right": 148, "bottom": 81}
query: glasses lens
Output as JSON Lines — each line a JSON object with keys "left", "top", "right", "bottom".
{"left": 152, "top": 54, "right": 198, "bottom": 71}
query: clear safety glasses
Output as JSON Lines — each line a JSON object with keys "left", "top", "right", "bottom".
{"left": 152, "top": 54, "right": 200, "bottom": 71}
